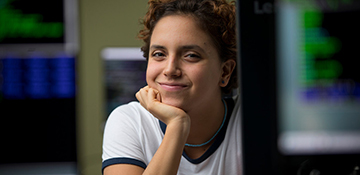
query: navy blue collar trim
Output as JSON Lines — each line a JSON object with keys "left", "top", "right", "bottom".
{"left": 159, "top": 98, "right": 235, "bottom": 164}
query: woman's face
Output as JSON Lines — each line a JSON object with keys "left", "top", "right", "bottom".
{"left": 146, "top": 15, "right": 224, "bottom": 112}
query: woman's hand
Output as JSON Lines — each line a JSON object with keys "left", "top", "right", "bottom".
{"left": 135, "top": 86, "right": 190, "bottom": 175}
{"left": 135, "top": 86, "right": 190, "bottom": 127}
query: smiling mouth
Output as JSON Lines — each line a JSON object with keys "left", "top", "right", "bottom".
{"left": 158, "top": 82, "right": 188, "bottom": 91}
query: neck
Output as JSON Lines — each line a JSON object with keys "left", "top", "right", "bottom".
{"left": 185, "top": 97, "right": 225, "bottom": 147}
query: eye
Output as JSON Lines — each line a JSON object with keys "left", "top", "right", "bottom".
{"left": 151, "top": 51, "right": 166, "bottom": 61}
{"left": 152, "top": 52, "right": 165, "bottom": 57}
{"left": 186, "top": 53, "right": 200, "bottom": 58}
{"left": 184, "top": 53, "right": 201, "bottom": 62}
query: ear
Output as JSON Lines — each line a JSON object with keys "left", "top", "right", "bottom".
{"left": 219, "top": 59, "right": 236, "bottom": 87}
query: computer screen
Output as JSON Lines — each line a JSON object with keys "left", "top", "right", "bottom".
{"left": 277, "top": 0, "right": 360, "bottom": 155}
{"left": 102, "top": 48, "right": 147, "bottom": 116}
{"left": 0, "top": 0, "right": 78, "bottom": 56}
{"left": 0, "top": 0, "right": 64, "bottom": 44}
{"left": 0, "top": 0, "right": 78, "bottom": 174}
{"left": 237, "top": 0, "right": 360, "bottom": 174}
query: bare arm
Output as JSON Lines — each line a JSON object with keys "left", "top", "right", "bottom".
{"left": 104, "top": 86, "right": 190, "bottom": 175}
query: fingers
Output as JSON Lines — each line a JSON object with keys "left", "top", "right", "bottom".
{"left": 148, "top": 88, "right": 161, "bottom": 103}
{"left": 136, "top": 86, "right": 161, "bottom": 110}
{"left": 156, "top": 91, "right": 162, "bottom": 102}
{"left": 135, "top": 91, "right": 144, "bottom": 107}
{"left": 136, "top": 86, "right": 147, "bottom": 107}
{"left": 136, "top": 86, "right": 189, "bottom": 125}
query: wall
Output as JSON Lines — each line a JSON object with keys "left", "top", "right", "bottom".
{"left": 77, "top": 0, "right": 148, "bottom": 174}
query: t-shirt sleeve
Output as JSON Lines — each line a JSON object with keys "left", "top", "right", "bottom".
{"left": 102, "top": 104, "right": 147, "bottom": 171}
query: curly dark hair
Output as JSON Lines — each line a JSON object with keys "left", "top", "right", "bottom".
{"left": 138, "top": 0, "right": 237, "bottom": 94}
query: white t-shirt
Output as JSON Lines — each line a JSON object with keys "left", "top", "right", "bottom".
{"left": 102, "top": 97, "right": 242, "bottom": 175}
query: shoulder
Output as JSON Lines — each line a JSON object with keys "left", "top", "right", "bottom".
{"left": 109, "top": 101, "right": 148, "bottom": 118}
{"left": 102, "top": 102, "right": 163, "bottom": 168}
{"left": 229, "top": 95, "right": 241, "bottom": 117}
{"left": 104, "top": 101, "right": 159, "bottom": 138}
{"left": 106, "top": 101, "right": 153, "bottom": 125}
{"left": 228, "top": 95, "right": 241, "bottom": 128}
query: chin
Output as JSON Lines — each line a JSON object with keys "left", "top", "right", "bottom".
{"left": 161, "top": 97, "right": 188, "bottom": 111}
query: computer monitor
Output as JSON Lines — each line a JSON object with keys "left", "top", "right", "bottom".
{"left": 0, "top": 0, "right": 78, "bottom": 174}
{"left": 101, "top": 47, "right": 147, "bottom": 116}
{"left": 237, "top": 0, "right": 360, "bottom": 174}
{"left": 277, "top": 0, "right": 360, "bottom": 156}
{"left": 0, "top": 0, "right": 78, "bottom": 57}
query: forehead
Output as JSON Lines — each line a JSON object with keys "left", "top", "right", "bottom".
{"left": 150, "top": 15, "right": 216, "bottom": 50}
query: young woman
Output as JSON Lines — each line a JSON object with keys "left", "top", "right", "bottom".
{"left": 102, "top": 0, "right": 241, "bottom": 174}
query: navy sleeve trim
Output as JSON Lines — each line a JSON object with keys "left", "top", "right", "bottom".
{"left": 102, "top": 157, "right": 147, "bottom": 173}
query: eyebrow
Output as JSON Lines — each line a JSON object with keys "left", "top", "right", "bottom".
{"left": 150, "top": 44, "right": 206, "bottom": 53}
{"left": 181, "top": 45, "right": 206, "bottom": 53}
{"left": 150, "top": 45, "right": 166, "bottom": 50}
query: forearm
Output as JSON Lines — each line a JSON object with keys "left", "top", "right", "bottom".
{"left": 136, "top": 86, "right": 190, "bottom": 175}
{"left": 143, "top": 118, "right": 190, "bottom": 175}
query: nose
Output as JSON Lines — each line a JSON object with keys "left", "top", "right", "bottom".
{"left": 163, "top": 56, "right": 181, "bottom": 78}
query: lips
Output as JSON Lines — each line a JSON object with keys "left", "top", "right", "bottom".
{"left": 158, "top": 82, "right": 189, "bottom": 91}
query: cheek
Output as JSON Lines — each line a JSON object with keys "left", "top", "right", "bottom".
{"left": 146, "top": 62, "right": 159, "bottom": 85}
{"left": 190, "top": 66, "right": 221, "bottom": 86}
{"left": 189, "top": 69, "right": 214, "bottom": 88}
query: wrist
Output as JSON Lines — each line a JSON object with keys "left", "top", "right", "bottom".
{"left": 166, "top": 115, "right": 191, "bottom": 141}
